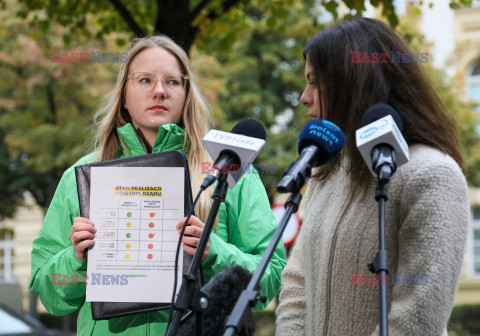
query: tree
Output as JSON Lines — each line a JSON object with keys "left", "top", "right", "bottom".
{"left": 191, "top": 2, "right": 320, "bottom": 200}
{"left": 191, "top": 0, "right": 480, "bottom": 200}
{"left": 0, "top": 130, "right": 27, "bottom": 220}
{"left": 0, "top": 1, "right": 115, "bottom": 213}
{"left": 8, "top": 0, "right": 475, "bottom": 54}
{"left": 1, "top": 0, "right": 478, "bottom": 214}
{"left": 0, "top": 0, "right": 400, "bottom": 212}
{"left": 9, "top": 0, "right": 403, "bottom": 53}
{"left": 395, "top": 3, "right": 480, "bottom": 186}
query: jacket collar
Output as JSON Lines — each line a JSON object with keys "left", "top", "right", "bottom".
{"left": 117, "top": 123, "right": 185, "bottom": 156}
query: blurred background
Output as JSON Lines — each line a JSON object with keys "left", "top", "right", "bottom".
{"left": 0, "top": 0, "right": 479, "bottom": 335}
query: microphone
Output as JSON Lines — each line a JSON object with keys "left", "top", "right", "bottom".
{"left": 177, "top": 265, "right": 253, "bottom": 336}
{"left": 201, "top": 119, "right": 266, "bottom": 189}
{"left": 356, "top": 103, "right": 409, "bottom": 180}
{"left": 277, "top": 119, "right": 345, "bottom": 193}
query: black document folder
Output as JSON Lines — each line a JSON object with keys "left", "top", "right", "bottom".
{"left": 75, "top": 150, "right": 195, "bottom": 320}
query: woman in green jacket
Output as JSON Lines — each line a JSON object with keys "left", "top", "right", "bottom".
{"left": 30, "top": 35, "right": 286, "bottom": 335}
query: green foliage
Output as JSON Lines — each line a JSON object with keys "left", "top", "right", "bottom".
{"left": 10, "top": 0, "right": 402, "bottom": 53}
{"left": 448, "top": 304, "right": 480, "bottom": 335}
{"left": 426, "top": 65, "right": 480, "bottom": 187}
{"left": 396, "top": 4, "right": 480, "bottom": 187}
{"left": 6, "top": 0, "right": 476, "bottom": 54}
{"left": 0, "top": 130, "right": 26, "bottom": 219}
{"left": 252, "top": 310, "right": 276, "bottom": 336}
{"left": 1, "top": 0, "right": 479, "bottom": 216}
{"left": 192, "top": 2, "right": 319, "bottom": 198}
{"left": 0, "top": 2, "right": 115, "bottom": 211}
{"left": 448, "top": 0, "right": 475, "bottom": 10}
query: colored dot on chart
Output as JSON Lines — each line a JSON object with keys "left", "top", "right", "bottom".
{"left": 148, "top": 233, "right": 154, "bottom": 239}
{"left": 127, "top": 212, "right": 132, "bottom": 217}
{"left": 149, "top": 222, "right": 154, "bottom": 228}
{"left": 126, "top": 233, "right": 131, "bottom": 238}
{"left": 149, "top": 212, "right": 155, "bottom": 218}
{"left": 125, "top": 254, "right": 131, "bottom": 260}
{"left": 126, "top": 244, "right": 131, "bottom": 249}
{"left": 147, "top": 254, "right": 153, "bottom": 260}
{"left": 126, "top": 222, "right": 132, "bottom": 228}
{"left": 148, "top": 244, "right": 153, "bottom": 249}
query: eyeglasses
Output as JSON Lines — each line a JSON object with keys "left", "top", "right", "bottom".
{"left": 127, "top": 72, "right": 189, "bottom": 93}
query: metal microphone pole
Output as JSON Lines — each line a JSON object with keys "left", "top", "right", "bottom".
{"left": 165, "top": 175, "right": 229, "bottom": 336}
{"left": 368, "top": 146, "right": 396, "bottom": 336}
{"left": 223, "top": 191, "right": 302, "bottom": 336}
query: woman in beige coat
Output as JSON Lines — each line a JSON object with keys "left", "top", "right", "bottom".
{"left": 276, "top": 17, "right": 470, "bottom": 336}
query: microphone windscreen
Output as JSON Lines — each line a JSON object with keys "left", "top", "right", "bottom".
{"left": 359, "top": 103, "right": 403, "bottom": 132}
{"left": 297, "top": 120, "right": 346, "bottom": 166}
{"left": 176, "top": 265, "right": 253, "bottom": 336}
{"left": 231, "top": 119, "right": 267, "bottom": 141}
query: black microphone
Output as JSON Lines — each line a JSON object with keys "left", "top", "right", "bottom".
{"left": 277, "top": 119, "right": 346, "bottom": 193}
{"left": 201, "top": 119, "right": 267, "bottom": 189}
{"left": 177, "top": 265, "right": 253, "bottom": 336}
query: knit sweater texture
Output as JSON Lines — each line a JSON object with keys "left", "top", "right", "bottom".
{"left": 276, "top": 144, "right": 469, "bottom": 336}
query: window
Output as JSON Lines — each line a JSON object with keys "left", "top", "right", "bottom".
{"left": 472, "top": 206, "right": 480, "bottom": 276}
{"left": 0, "top": 228, "right": 15, "bottom": 282}
{"left": 467, "top": 60, "right": 480, "bottom": 134}
{"left": 469, "top": 61, "right": 480, "bottom": 103}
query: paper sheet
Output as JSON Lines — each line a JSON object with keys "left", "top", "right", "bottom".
{"left": 85, "top": 166, "right": 184, "bottom": 303}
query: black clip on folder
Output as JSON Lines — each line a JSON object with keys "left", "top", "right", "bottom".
{"left": 75, "top": 150, "right": 196, "bottom": 320}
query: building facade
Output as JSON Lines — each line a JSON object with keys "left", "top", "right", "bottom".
{"left": 453, "top": 4, "right": 480, "bottom": 305}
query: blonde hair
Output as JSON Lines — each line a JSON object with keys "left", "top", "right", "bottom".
{"left": 93, "top": 35, "right": 214, "bottom": 222}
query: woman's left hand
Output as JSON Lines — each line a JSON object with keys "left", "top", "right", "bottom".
{"left": 176, "top": 216, "right": 210, "bottom": 261}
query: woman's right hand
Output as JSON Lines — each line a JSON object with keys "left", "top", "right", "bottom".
{"left": 70, "top": 217, "right": 96, "bottom": 260}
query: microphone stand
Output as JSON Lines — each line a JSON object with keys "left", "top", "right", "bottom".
{"left": 223, "top": 191, "right": 302, "bottom": 336}
{"left": 368, "top": 146, "right": 396, "bottom": 336}
{"left": 165, "top": 175, "right": 229, "bottom": 336}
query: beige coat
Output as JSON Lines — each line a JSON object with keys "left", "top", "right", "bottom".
{"left": 276, "top": 145, "right": 469, "bottom": 336}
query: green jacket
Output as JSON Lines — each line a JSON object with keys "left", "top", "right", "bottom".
{"left": 30, "top": 123, "right": 286, "bottom": 336}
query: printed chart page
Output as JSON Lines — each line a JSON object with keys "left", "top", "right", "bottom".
{"left": 86, "top": 166, "right": 184, "bottom": 302}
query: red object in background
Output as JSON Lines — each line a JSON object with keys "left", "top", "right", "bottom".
{"left": 271, "top": 204, "right": 302, "bottom": 247}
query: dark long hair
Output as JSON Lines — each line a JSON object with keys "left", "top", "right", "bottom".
{"left": 304, "top": 17, "right": 463, "bottom": 193}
